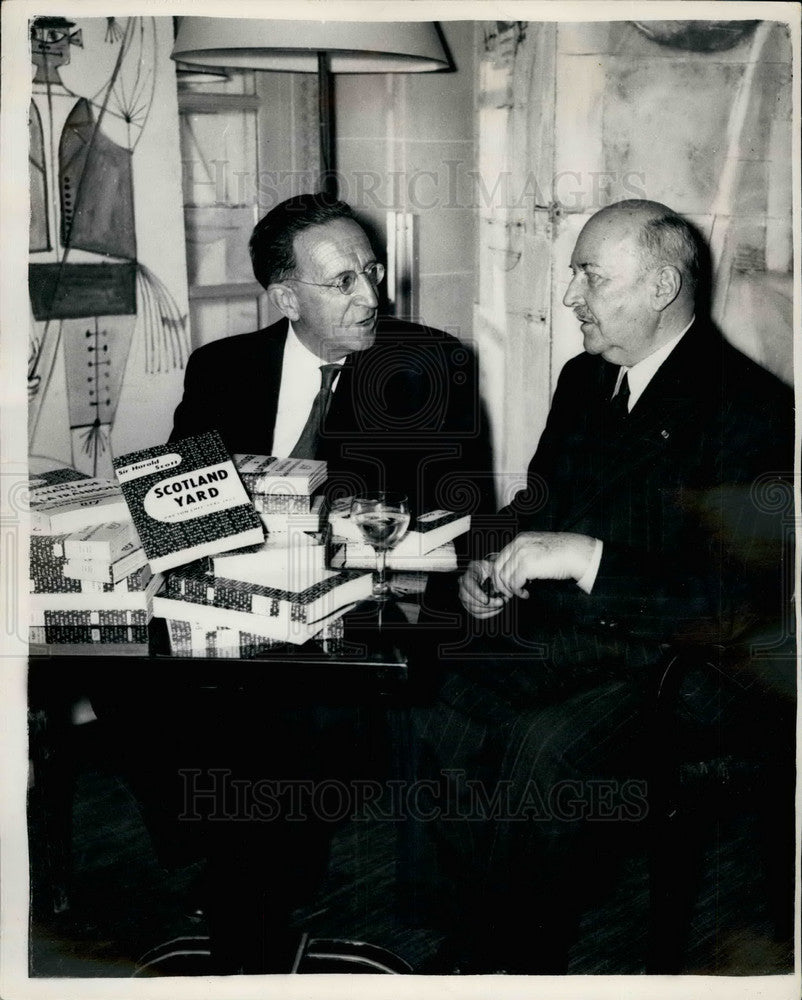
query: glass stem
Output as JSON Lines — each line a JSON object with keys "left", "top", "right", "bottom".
{"left": 376, "top": 547, "right": 388, "bottom": 593}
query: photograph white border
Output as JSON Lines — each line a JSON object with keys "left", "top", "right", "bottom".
{"left": 2, "top": 2, "right": 799, "bottom": 998}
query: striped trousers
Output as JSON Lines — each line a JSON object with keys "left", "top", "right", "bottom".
{"left": 409, "top": 667, "right": 652, "bottom": 971}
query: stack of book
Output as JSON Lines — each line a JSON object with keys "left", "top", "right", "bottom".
{"left": 154, "top": 557, "right": 373, "bottom": 649}
{"left": 28, "top": 472, "right": 161, "bottom": 655}
{"left": 233, "top": 454, "right": 327, "bottom": 536}
{"left": 143, "top": 448, "right": 367, "bottom": 655}
{"left": 327, "top": 498, "right": 469, "bottom": 571}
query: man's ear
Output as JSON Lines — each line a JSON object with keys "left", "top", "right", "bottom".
{"left": 653, "top": 265, "right": 681, "bottom": 312}
{"left": 268, "top": 282, "right": 300, "bottom": 321}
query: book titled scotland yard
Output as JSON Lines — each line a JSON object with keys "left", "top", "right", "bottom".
{"left": 113, "top": 432, "right": 263, "bottom": 573}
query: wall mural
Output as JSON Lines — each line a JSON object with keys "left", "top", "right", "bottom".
{"left": 28, "top": 16, "right": 188, "bottom": 479}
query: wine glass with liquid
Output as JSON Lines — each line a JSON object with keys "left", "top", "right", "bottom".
{"left": 350, "top": 492, "right": 411, "bottom": 601}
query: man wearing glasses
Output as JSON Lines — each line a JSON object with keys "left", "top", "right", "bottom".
{"left": 148, "top": 194, "right": 490, "bottom": 969}
{"left": 171, "top": 192, "right": 490, "bottom": 517}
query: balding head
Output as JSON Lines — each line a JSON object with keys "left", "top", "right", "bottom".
{"left": 596, "top": 200, "right": 700, "bottom": 301}
{"left": 563, "top": 200, "right": 698, "bottom": 366}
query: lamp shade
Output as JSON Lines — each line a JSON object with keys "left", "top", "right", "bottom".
{"left": 171, "top": 18, "right": 449, "bottom": 73}
{"left": 174, "top": 61, "right": 230, "bottom": 82}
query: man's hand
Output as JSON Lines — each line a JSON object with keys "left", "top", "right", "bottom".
{"left": 491, "top": 532, "right": 597, "bottom": 599}
{"left": 459, "top": 558, "right": 506, "bottom": 619}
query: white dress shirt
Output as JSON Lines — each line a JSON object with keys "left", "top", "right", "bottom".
{"left": 271, "top": 323, "right": 346, "bottom": 457}
{"left": 576, "top": 317, "right": 694, "bottom": 594}
{"left": 612, "top": 319, "right": 693, "bottom": 412}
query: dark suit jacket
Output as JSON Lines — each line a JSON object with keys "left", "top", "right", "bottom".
{"left": 442, "top": 321, "right": 794, "bottom": 714}
{"left": 171, "top": 316, "right": 493, "bottom": 518}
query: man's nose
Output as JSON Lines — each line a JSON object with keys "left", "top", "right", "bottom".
{"left": 563, "top": 273, "right": 582, "bottom": 308}
{"left": 353, "top": 271, "right": 379, "bottom": 308}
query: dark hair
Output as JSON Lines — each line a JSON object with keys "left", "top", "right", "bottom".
{"left": 249, "top": 193, "right": 356, "bottom": 289}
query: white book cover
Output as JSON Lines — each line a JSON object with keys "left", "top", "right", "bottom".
{"left": 63, "top": 521, "right": 140, "bottom": 563}
{"left": 29, "top": 478, "right": 132, "bottom": 534}
{"left": 63, "top": 543, "right": 148, "bottom": 584}
{"left": 331, "top": 539, "right": 459, "bottom": 572}
{"left": 328, "top": 499, "right": 470, "bottom": 556}
{"left": 211, "top": 532, "right": 327, "bottom": 587}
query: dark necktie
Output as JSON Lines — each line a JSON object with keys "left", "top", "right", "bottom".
{"left": 289, "top": 363, "right": 343, "bottom": 459}
{"left": 608, "top": 371, "right": 630, "bottom": 422}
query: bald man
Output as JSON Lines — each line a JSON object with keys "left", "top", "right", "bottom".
{"left": 416, "top": 201, "right": 793, "bottom": 973}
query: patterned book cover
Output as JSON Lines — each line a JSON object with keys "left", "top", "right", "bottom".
{"left": 30, "top": 534, "right": 72, "bottom": 583}
{"left": 29, "top": 468, "right": 91, "bottom": 490}
{"left": 29, "top": 625, "right": 149, "bottom": 656}
{"left": 165, "top": 615, "right": 345, "bottom": 659}
{"left": 30, "top": 565, "right": 151, "bottom": 595}
{"left": 114, "top": 432, "right": 263, "bottom": 573}
{"left": 30, "top": 532, "right": 71, "bottom": 561}
{"left": 233, "top": 454, "right": 327, "bottom": 496}
{"left": 29, "top": 570, "right": 82, "bottom": 594}
{"left": 153, "top": 593, "right": 356, "bottom": 645}
{"left": 29, "top": 478, "right": 131, "bottom": 534}
{"left": 109, "top": 565, "right": 153, "bottom": 593}
{"left": 39, "top": 624, "right": 150, "bottom": 644}
{"left": 165, "top": 561, "right": 371, "bottom": 624}
{"left": 30, "top": 573, "right": 110, "bottom": 595}
{"left": 41, "top": 609, "right": 151, "bottom": 628}
{"left": 29, "top": 573, "right": 163, "bottom": 625}
{"left": 409, "top": 509, "right": 469, "bottom": 534}
{"left": 251, "top": 493, "right": 313, "bottom": 515}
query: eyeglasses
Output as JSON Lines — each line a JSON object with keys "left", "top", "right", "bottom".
{"left": 288, "top": 262, "right": 385, "bottom": 296}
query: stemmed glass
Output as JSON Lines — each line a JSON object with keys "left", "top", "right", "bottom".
{"left": 350, "top": 492, "right": 411, "bottom": 601}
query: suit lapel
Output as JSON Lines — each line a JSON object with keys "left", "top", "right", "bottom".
{"left": 258, "top": 320, "right": 288, "bottom": 455}
{"left": 560, "top": 326, "right": 709, "bottom": 530}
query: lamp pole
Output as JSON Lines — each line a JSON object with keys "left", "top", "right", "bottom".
{"left": 317, "top": 52, "right": 337, "bottom": 198}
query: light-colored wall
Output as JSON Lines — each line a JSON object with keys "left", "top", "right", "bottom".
{"left": 31, "top": 17, "right": 791, "bottom": 482}
{"left": 550, "top": 20, "right": 794, "bottom": 389}
{"left": 336, "top": 21, "right": 476, "bottom": 344}
{"left": 473, "top": 19, "right": 795, "bottom": 484}
{"left": 179, "top": 21, "right": 478, "bottom": 350}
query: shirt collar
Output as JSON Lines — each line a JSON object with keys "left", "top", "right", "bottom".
{"left": 286, "top": 322, "right": 347, "bottom": 371}
{"left": 617, "top": 315, "right": 695, "bottom": 408}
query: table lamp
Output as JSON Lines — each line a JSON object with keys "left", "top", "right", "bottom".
{"left": 171, "top": 17, "right": 450, "bottom": 196}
